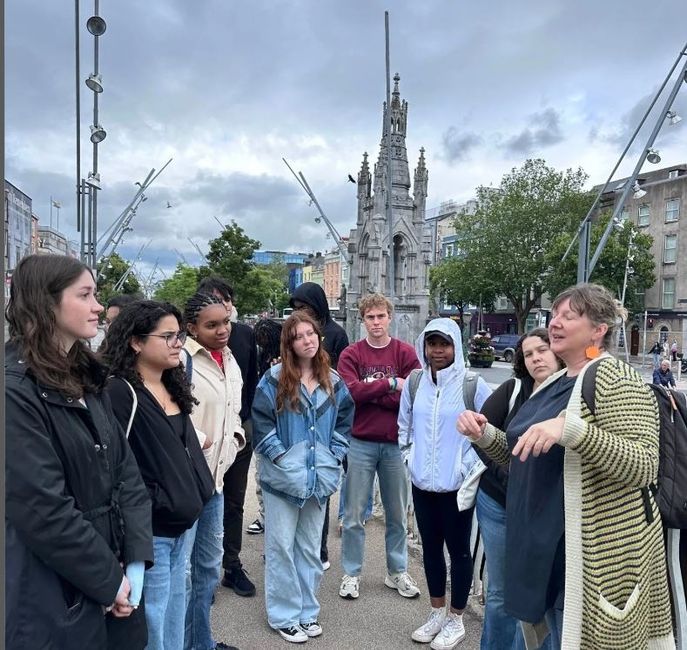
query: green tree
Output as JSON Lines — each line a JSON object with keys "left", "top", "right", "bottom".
{"left": 454, "top": 159, "right": 593, "bottom": 332}
{"left": 153, "top": 263, "right": 199, "bottom": 309}
{"left": 544, "top": 216, "right": 655, "bottom": 315}
{"left": 96, "top": 252, "right": 142, "bottom": 306}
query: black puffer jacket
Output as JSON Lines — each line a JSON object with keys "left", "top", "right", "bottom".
{"left": 105, "top": 377, "right": 214, "bottom": 538}
{"left": 290, "top": 282, "right": 349, "bottom": 369}
{"left": 5, "top": 342, "right": 153, "bottom": 650}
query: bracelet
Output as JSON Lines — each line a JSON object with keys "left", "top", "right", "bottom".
{"left": 390, "top": 377, "right": 398, "bottom": 392}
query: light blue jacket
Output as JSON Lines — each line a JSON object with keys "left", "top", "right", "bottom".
{"left": 252, "top": 364, "right": 354, "bottom": 507}
{"left": 397, "top": 318, "right": 492, "bottom": 493}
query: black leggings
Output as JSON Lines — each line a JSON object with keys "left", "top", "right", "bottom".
{"left": 412, "top": 484, "right": 475, "bottom": 610}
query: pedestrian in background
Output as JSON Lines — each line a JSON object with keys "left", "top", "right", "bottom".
{"left": 5, "top": 255, "right": 152, "bottom": 650}
{"left": 653, "top": 358, "right": 676, "bottom": 388}
{"left": 103, "top": 301, "right": 214, "bottom": 650}
{"left": 649, "top": 340, "right": 662, "bottom": 369}
{"left": 183, "top": 292, "right": 245, "bottom": 650}
{"left": 398, "top": 319, "right": 491, "bottom": 649}
{"left": 252, "top": 311, "right": 354, "bottom": 643}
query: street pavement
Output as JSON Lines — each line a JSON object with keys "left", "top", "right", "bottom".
{"left": 210, "top": 466, "right": 484, "bottom": 650}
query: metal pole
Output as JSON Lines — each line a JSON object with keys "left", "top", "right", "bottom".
{"left": 588, "top": 51, "right": 687, "bottom": 278}
{"left": 90, "top": 0, "right": 100, "bottom": 271}
{"left": 385, "top": 11, "right": 394, "bottom": 302}
{"left": 576, "top": 219, "right": 590, "bottom": 282}
{"left": 564, "top": 41, "right": 687, "bottom": 276}
{"left": 75, "top": 0, "right": 81, "bottom": 235}
{"left": 642, "top": 310, "right": 648, "bottom": 368}
{"left": 80, "top": 180, "right": 86, "bottom": 262}
{"left": 50, "top": 196, "right": 53, "bottom": 229}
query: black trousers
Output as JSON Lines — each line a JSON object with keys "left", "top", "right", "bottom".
{"left": 412, "top": 484, "right": 475, "bottom": 610}
{"left": 222, "top": 421, "right": 253, "bottom": 571}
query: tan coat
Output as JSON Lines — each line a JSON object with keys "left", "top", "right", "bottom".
{"left": 184, "top": 338, "right": 246, "bottom": 493}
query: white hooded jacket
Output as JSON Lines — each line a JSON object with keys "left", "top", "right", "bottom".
{"left": 397, "top": 318, "right": 492, "bottom": 493}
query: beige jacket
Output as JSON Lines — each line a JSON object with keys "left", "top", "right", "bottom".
{"left": 183, "top": 338, "right": 246, "bottom": 493}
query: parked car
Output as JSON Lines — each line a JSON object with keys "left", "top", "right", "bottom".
{"left": 489, "top": 334, "right": 520, "bottom": 362}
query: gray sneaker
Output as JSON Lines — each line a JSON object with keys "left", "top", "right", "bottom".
{"left": 384, "top": 571, "right": 420, "bottom": 598}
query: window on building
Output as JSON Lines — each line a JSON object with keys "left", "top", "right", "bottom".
{"left": 662, "top": 277, "right": 676, "bottom": 309}
{"left": 619, "top": 208, "right": 630, "bottom": 223}
{"left": 445, "top": 244, "right": 454, "bottom": 258}
{"left": 668, "top": 170, "right": 679, "bottom": 179}
{"left": 637, "top": 204, "right": 650, "bottom": 227}
{"left": 664, "top": 235, "right": 678, "bottom": 263}
{"left": 665, "top": 198, "right": 680, "bottom": 223}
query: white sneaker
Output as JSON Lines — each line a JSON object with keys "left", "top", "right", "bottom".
{"left": 277, "top": 626, "right": 308, "bottom": 643}
{"left": 411, "top": 607, "right": 446, "bottom": 643}
{"left": 384, "top": 571, "right": 421, "bottom": 598}
{"left": 300, "top": 621, "right": 323, "bottom": 638}
{"left": 339, "top": 574, "right": 360, "bottom": 599}
{"left": 322, "top": 560, "right": 331, "bottom": 571}
{"left": 430, "top": 612, "right": 465, "bottom": 649}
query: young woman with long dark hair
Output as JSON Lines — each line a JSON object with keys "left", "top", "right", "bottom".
{"left": 102, "top": 300, "right": 214, "bottom": 650}
{"left": 5, "top": 254, "right": 152, "bottom": 650}
{"left": 252, "top": 311, "right": 354, "bottom": 644}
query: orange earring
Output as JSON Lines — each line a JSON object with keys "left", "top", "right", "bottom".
{"left": 585, "top": 345, "right": 601, "bottom": 360}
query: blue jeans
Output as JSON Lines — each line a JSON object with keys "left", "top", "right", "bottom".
{"left": 263, "top": 490, "right": 326, "bottom": 629}
{"left": 342, "top": 438, "right": 408, "bottom": 577}
{"left": 476, "top": 489, "right": 531, "bottom": 650}
{"left": 337, "top": 468, "right": 373, "bottom": 522}
{"left": 145, "top": 532, "right": 190, "bottom": 650}
{"left": 544, "top": 606, "right": 563, "bottom": 650}
{"left": 184, "top": 492, "right": 224, "bottom": 650}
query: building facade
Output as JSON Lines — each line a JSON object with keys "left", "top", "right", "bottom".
{"left": 346, "top": 73, "right": 432, "bottom": 343}
{"left": 4, "top": 180, "right": 33, "bottom": 272}
{"left": 594, "top": 163, "right": 687, "bottom": 353}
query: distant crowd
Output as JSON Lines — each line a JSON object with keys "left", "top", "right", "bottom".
{"left": 5, "top": 253, "right": 682, "bottom": 650}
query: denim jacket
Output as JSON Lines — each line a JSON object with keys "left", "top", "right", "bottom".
{"left": 252, "top": 364, "right": 354, "bottom": 507}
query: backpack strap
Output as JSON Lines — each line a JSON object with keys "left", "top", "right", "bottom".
{"left": 120, "top": 378, "right": 138, "bottom": 439}
{"left": 463, "top": 371, "right": 479, "bottom": 412}
{"left": 408, "top": 369, "right": 422, "bottom": 408}
{"left": 181, "top": 348, "right": 193, "bottom": 384}
{"left": 507, "top": 377, "right": 522, "bottom": 415}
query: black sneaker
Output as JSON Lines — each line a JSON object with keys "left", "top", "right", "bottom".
{"left": 300, "top": 621, "right": 323, "bottom": 638}
{"left": 246, "top": 518, "right": 264, "bottom": 534}
{"left": 277, "top": 626, "right": 307, "bottom": 643}
{"left": 221, "top": 566, "right": 256, "bottom": 597}
{"left": 215, "top": 644, "right": 239, "bottom": 650}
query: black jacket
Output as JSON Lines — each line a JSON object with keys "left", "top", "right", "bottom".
{"left": 105, "top": 377, "right": 214, "bottom": 538}
{"left": 5, "top": 342, "right": 153, "bottom": 650}
{"left": 477, "top": 375, "right": 534, "bottom": 508}
{"left": 290, "top": 282, "right": 349, "bottom": 369}
{"left": 228, "top": 321, "right": 258, "bottom": 425}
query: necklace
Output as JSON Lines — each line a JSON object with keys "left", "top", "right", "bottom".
{"left": 143, "top": 380, "right": 171, "bottom": 413}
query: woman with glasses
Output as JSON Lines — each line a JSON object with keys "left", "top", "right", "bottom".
{"left": 5, "top": 255, "right": 152, "bottom": 650}
{"left": 102, "top": 300, "right": 214, "bottom": 650}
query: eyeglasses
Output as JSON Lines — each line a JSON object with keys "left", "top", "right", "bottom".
{"left": 142, "top": 331, "right": 187, "bottom": 347}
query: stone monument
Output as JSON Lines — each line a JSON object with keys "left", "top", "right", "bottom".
{"left": 346, "top": 73, "right": 432, "bottom": 343}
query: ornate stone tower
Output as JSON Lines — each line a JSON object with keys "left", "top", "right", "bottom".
{"left": 346, "top": 73, "right": 432, "bottom": 343}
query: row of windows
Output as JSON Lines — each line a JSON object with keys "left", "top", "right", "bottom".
{"left": 625, "top": 197, "right": 681, "bottom": 226}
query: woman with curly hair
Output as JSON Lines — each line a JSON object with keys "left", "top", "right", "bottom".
{"left": 5, "top": 254, "right": 152, "bottom": 650}
{"left": 102, "top": 300, "right": 214, "bottom": 650}
{"left": 252, "top": 311, "right": 355, "bottom": 643}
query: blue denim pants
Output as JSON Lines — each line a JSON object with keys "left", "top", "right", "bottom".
{"left": 263, "top": 490, "right": 326, "bottom": 629}
{"left": 145, "top": 531, "right": 190, "bottom": 650}
{"left": 184, "top": 492, "right": 224, "bottom": 650}
{"left": 337, "top": 467, "right": 374, "bottom": 523}
{"left": 341, "top": 437, "right": 408, "bottom": 577}
{"left": 476, "top": 489, "right": 530, "bottom": 650}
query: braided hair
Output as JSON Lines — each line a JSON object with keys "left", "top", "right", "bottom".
{"left": 184, "top": 292, "right": 225, "bottom": 327}
{"left": 254, "top": 318, "right": 283, "bottom": 377}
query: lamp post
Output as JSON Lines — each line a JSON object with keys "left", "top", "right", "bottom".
{"left": 618, "top": 226, "right": 637, "bottom": 362}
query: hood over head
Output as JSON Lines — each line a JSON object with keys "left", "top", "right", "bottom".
{"left": 289, "top": 282, "right": 331, "bottom": 322}
{"left": 415, "top": 318, "right": 465, "bottom": 378}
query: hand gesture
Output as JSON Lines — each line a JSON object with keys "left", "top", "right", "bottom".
{"left": 456, "top": 410, "right": 488, "bottom": 441}
{"left": 511, "top": 417, "right": 565, "bottom": 462}
{"left": 110, "top": 576, "right": 134, "bottom": 618}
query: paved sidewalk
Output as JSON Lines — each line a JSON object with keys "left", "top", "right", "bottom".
{"left": 627, "top": 356, "right": 687, "bottom": 392}
{"left": 210, "top": 461, "right": 484, "bottom": 650}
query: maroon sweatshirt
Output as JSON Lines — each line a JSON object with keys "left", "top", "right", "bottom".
{"left": 337, "top": 337, "right": 420, "bottom": 443}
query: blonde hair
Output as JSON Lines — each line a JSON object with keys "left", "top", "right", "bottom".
{"left": 551, "top": 283, "right": 626, "bottom": 349}
{"left": 358, "top": 293, "right": 393, "bottom": 318}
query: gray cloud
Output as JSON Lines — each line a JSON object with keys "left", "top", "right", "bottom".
{"left": 441, "top": 127, "right": 483, "bottom": 163}
{"left": 503, "top": 108, "right": 564, "bottom": 155}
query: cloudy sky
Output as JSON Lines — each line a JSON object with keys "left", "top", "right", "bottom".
{"left": 6, "top": 0, "right": 687, "bottom": 282}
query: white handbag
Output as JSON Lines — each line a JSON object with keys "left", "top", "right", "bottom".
{"left": 456, "top": 458, "right": 487, "bottom": 511}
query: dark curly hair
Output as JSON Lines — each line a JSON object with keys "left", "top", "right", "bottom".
{"left": 512, "top": 327, "right": 563, "bottom": 379}
{"left": 100, "top": 300, "right": 197, "bottom": 414}
{"left": 184, "top": 292, "right": 225, "bottom": 327}
{"left": 254, "top": 318, "right": 283, "bottom": 377}
{"left": 6, "top": 254, "right": 105, "bottom": 397}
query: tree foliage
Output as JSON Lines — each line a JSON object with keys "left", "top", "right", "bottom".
{"left": 153, "top": 264, "right": 199, "bottom": 309}
{"left": 453, "top": 159, "right": 593, "bottom": 332}
{"left": 96, "top": 252, "right": 142, "bottom": 306}
{"left": 543, "top": 215, "right": 655, "bottom": 315}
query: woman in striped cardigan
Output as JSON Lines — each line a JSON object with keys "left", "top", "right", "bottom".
{"left": 458, "top": 283, "right": 673, "bottom": 650}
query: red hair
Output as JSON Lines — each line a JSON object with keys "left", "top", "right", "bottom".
{"left": 277, "top": 311, "right": 333, "bottom": 412}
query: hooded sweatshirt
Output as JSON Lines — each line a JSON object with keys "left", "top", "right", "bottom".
{"left": 289, "top": 282, "right": 349, "bottom": 369}
{"left": 397, "top": 318, "right": 492, "bottom": 492}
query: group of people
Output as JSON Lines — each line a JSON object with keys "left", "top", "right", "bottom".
{"left": 5, "top": 253, "right": 676, "bottom": 650}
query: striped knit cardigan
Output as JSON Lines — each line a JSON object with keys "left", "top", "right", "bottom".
{"left": 475, "top": 354, "right": 674, "bottom": 649}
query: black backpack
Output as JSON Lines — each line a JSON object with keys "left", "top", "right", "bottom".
{"left": 582, "top": 362, "right": 687, "bottom": 530}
